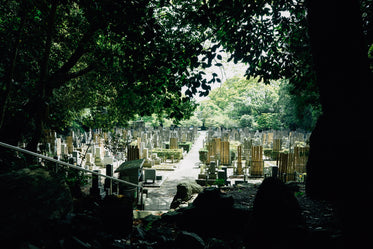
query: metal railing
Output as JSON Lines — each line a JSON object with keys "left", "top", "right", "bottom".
{"left": 0, "top": 141, "right": 142, "bottom": 189}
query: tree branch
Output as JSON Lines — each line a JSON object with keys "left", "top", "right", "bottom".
{"left": 65, "top": 64, "right": 96, "bottom": 80}
{"left": 50, "top": 26, "right": 98, "bottom": 88}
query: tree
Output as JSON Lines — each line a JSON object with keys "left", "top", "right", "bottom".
{"left": 194, "top": 76, "right": 310, "bottom": 130}
{"left": 0, "top": 0, "right": 222, "bottom": 151}
{"left": 303, "top": 1, "right": 373, "bottom": 247}
{"left": 188, "top": 0, "right": 321, "bottom": 123}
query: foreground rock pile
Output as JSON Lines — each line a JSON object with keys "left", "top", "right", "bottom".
{"left": 0, "top": 169, "right": 343, "bottom": 249}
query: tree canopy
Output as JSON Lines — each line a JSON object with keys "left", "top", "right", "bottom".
{"left": 0, "top": 0, "right": 223, "bottom": 150}
{"left": 188, "top": 77, "right": 319, "bottom": 131}
{"left": 1, "top": 0, "right": 372, "bottom": 150}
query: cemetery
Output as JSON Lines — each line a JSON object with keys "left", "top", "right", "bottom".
{"left": 5, "top": 124, "right": 312, "bottom": 209}
{"left": 1, "top": 124, "right": 340, "bottom": 249}
{"left": 1, "top": 1, "right": 371, "bottom": 248}
{"left": 196, "top": 128, "right": 310, "bottom": 187}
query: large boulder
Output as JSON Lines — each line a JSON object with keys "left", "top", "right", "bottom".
{"left": 170, "top": 181, "right": 203, "bottom": 209}
{"left": 164, "top": 187, "right": 250, "bottom": 239}
{"left": 0, "top": 168, "right": 73, "bottom": 244}
{"left": 175, "top": 231, "right": 205, "bottom": 249}
{"left": 250, "top": 177, "right": 306, "bottom": 248}
{"left": 100, "top": 195, "right": 133, "bottom": 237}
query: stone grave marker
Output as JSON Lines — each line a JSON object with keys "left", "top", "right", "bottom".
{"left": 250, "top": 146, "right": 263, "bottom": 176}
{"left": 127, "top": 145, "right": 140, "bottom": 161}
{"left": 104, "top": 164, "right": 114, "bottom": 195}
{"left": 61, "top": 143, "right": 68, "bottom": 156}
{"left": 66, "top": 135, "right": 73, "bottom": 154}
{"left": 72, "top": 151, "right": 80, "bottom": 165}
{"left": 90, "top": 170, "right": 101, "bottom": 198}
{"left": 278, "top": 152, "right": 296, "bottom": 182}
{"left": 85, "top": 153, "right": 93, "bottom": 166}
{"left": 221, "top": 141, "right": 230, "bottom": 165}
{"left": 182, "top": 133, "right": 187, "bottom": 143}
{"left": 222, "top": 131, "right": 229, "bottom": 142}
{"left": 103, "top": 150, "right": 114, "bottom": 165}
{"left": 170, "top": 137, "right": 178, "bottom": 149}
{"left": 208, "top": 161, "right": 217, "bottom": 184}
{"left": 294, "top": 146, "right": 309, "bottom": 173}
{"left": 236, "top": 145, "right": 243, "bottom": 175}
{"left": 95, "top": 147, "right": 103, "bottom": 166}
{"left": 56, "top": 138, "right": 61, "bottom": 157}
{"left": 115, "top": 159, "right": 144, "bottom": 203}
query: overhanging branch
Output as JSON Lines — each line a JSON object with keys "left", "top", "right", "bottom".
{"left": 66, "top": 64, "right": 96, "bottom": 80}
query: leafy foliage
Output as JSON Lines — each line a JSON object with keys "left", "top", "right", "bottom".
{"left": 193, "top": 77, "right": 319, "bottom": 130}
{"left": 191, "top": 0, "right": 321, "bottom": 126}
{"left": 2, "top": 0, "right": 372, "bottom": 150}
{"left": 0, "top": 0, "right": 223, "bottom": 149}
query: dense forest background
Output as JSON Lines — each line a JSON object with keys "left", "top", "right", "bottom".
{"left": 141, "top": 76, "right": 320, "bottom": 131}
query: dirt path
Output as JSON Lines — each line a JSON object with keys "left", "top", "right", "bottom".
{"left": 144, "top": 131, "right": 206, "bottom": 210}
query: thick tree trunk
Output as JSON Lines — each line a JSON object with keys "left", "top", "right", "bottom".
{"left": 26, "top": 1, "right": 58, "bottom": 153}
{"left": 306, "top": 0, "right": 373, "bottom": 246}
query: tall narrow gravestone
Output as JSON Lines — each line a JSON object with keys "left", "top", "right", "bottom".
{"left": 250, "top": 146, "right": 263, "bottom": 176}
{"left": 66, "top": 135, "right": 73, "bottom": 154}
{"left": 56, "top": 138, "right": 61, "bottom": 157}
{"left": 221, "top": 141, "right": 230, "bottom": 165}
{"left": 105, "top": 164, "right": 114, "bottom": 195}
{"left": 127, "top": 146, "right": 139, "bottom": 161}
{"left": 213, "top": 138, "right": 221, "bottom": 158}
{"left": 170, "top": 137, "right": 178, "bottom": 149}
{"left": 277, "top": 152, "right": 296, "bottom": 182}
{"left": 294, "top": 146, "right": 309, "bottom": 173}
{"left": 236, "top": 145, "right": 243, "bottom": 175}
{"left": 272, "top": 138, "right": 282, "bottom": 160}
{"left": 90, "top": 170, "right": 101, "bottom": 198}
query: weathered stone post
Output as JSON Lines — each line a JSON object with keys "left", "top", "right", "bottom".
{"left": 90, "top": 170, "right": 101, "bottom": 198}
{"left": 105, "top": 164, "right": 113, "bottom": 195}
{"left": 237, "top": 145, "right": 243, "bottom": 175}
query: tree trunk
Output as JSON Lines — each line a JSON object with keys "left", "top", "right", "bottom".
{"left": 25, "top": 2, "right": 58, "bottom": 153}
{"left": 306, "top": 0, "right": 373, "bottom": 246}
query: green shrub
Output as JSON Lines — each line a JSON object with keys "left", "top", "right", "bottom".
{"left": 179, "top": 142, "right": 192, "bottom": 152}
{"left": 263, "top": 148, "right": 273, "bottom": 158}
{"left": 199, "top": 150, "right": 208, "bottom": 163}
{"left": 152, "top": 149, "right": 183, "bottom": 160}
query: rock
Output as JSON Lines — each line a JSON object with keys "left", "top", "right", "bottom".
{"left": 175, "top": 231, "right": 205, "bottom": 249}
{"left": 141, "top": 214, "right": 162, "bottom": 232}
{"left": 285, "top": 181, "right": 300, "bottom": 193}
{"left": 250, "top": 177, "right": 306, "bottom": 248}
{"left": 100, "top": 195, "right": 133, "bottom": 237}
{"left": 70, "top": 213, "right": 102, "bottom": 240}
{"left": 252, "top": 177, "right": 303, "bottom": 227}
{"left": 145, "top": 225, "right": 175, "bottom": 247}
{"left": 193, "top": 187, "right": 233, "bottom": 209}
{"left": 163, "top": 187, "right": 249, "bottom": 239}
{"left": 0, "top": 168, "right": 73, "bottom": 244}
{"left": 170, "top": 181, "right": 203, "bottom": 209}
{"left": 205, "top": 238, "right": 231, "bottom": 249}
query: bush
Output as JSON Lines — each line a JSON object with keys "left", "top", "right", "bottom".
{"left": 179, "top": 142, "right": 192, "bottom": 152}
{"left": 152, "top": 149, "right": 183, "bottom": 160}
{"left": 263, "top": 148, "right": 273, "bottom": 158}
{"left": 199, "top": 150, "right": 208, "bottom": 163}
{"left": 240, "top": 114, "right": 255, "bottom": 127}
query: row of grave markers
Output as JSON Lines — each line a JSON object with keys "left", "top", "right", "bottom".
{"left": 33, "top": 125, "right": 198, "bottom": 169}
{"left": 201, "top": 128, "right": 310, "bottom": 183}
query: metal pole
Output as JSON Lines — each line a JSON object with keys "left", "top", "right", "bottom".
{"left": 0, "top": 141, "right": 141, "bottom": 188}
